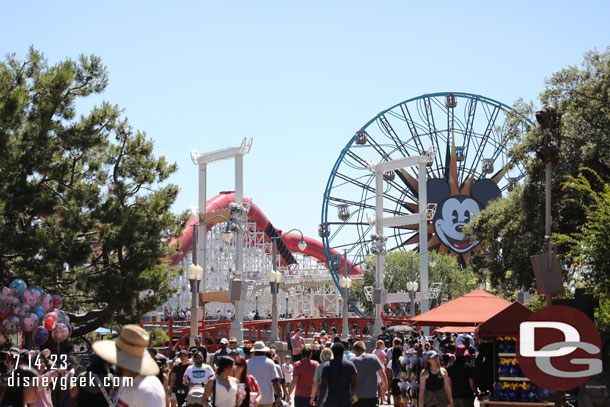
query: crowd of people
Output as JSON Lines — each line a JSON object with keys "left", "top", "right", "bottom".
{"left": 0, "top": 324, "right": 483, "bottom": 407}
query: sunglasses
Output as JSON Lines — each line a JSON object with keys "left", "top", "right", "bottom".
{"left": 235, "top": 363, "right": 245, "bottom": 367}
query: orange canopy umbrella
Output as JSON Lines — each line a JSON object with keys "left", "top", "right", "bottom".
{"left": 410, "top": 290, "right": 512, "bottom": 327}
{"left": 432, "top": 326, "right": 477, "bottom": 334}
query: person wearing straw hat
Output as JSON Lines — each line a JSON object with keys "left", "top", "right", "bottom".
{"left": 93, "top": 324, "right": 165, "bottom": 407}
{"left": 247, "top": 341, "right": 281, "bottom": 407}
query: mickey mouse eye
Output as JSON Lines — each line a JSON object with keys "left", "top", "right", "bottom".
{"left": 452, "top": 209, "right": 458, "bottom": 223}
{"left": 464, "top": 210, "right": 471, "bottom": 223}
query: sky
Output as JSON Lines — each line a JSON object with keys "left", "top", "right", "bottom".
{"left": 2, "top": 1, "right": 609, "bottom": 241}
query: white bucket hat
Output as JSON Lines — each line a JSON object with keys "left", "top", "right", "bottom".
{"left": 92, "top": 324, "right": 159, "bottom": 376}
{"left": 252, "top": 341, "right": 270, "bottom": 353}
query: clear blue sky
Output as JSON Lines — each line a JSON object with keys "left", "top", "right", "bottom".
{"left": 2, "top": 1, "right": 609, "bottom": 240}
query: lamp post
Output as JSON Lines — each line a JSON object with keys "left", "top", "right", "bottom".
{"left": 189, "top": 215, "right": 234, "bottom": 347}
{"left": 406, "top": 254, "right": 435, "bottom": 318}
{"left": 267, "top": 269, "right": 282, "bottom": 342}
{"left": 269, "top": 229, "right": 307, "bottom": 342}
{"left": 187, "top": 263, "right": 203, "bottom": 347}
{"left": 530, "top": 106, "right": 562, "bottom": 306}
{"left": 339, "top": 273, "right": 352, "bottom": 338}
{"left": 407, "top": 278, "right": 419, "bottom": 319}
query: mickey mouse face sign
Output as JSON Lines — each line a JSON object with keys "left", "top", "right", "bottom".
{"left": 427, "top": 178, "right": 501, "bottom": 256}
{"left": 434, "top": 195, "right": 481, "bottom": 253}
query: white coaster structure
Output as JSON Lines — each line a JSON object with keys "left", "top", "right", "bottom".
{"left": 163, "top": 220, "right": 346, "bottom": 323}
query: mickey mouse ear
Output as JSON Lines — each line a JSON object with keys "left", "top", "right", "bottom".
{"left": 471, "top": 179, "right": 501, "bottom": 207}
{"left": 427, "top": 179, "right": 451, "bottom": 204}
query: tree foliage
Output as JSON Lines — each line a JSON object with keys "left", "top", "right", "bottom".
{"left": 0, "top": 48, "right": 186, "bottom": 336}
{"left": 148, "top": 327, "right": 170, "bottom": 347}
{"left": 350, "top": 250, "right": 478, "bottom": 316}
{"left": 464, "top": 48, "right": 610, "bottom": 293}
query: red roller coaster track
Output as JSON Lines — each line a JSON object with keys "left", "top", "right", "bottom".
{"left": 169, "top": 191, "right": 362, "bottom": 275}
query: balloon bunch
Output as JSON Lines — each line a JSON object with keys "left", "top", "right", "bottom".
{"left": 0, "top": 279, "right": 72, "bottom": 345}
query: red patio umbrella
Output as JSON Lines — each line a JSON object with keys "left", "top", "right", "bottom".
{"left": 410, "top": 290, "right": 512, "bottom": 327}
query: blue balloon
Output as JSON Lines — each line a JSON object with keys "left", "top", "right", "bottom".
{"left": 33, "top": 326, "right": 49, "bottom": 346}
{"left": 33, "top": 305, "right": 44, "bottom": 321}
{"left": 9, "top": 279, "right": 27, "bottom": 298}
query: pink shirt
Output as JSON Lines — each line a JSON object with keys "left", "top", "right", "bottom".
{"left": 291, "top": 335, "right": 305, "bottom": 356}
{"left": 374, "top": 348, "right": 387, "bottom": 365}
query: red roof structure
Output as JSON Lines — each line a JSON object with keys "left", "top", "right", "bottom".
{"left": 475, "top": 301, "right": 533, "bottom": 338}
{"left": 410, "top": 290, "right": 512, "bottom": 326}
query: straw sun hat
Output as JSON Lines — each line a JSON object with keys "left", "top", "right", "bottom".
{"left": 92, "top": 324, "right": 159, "bottom": 376}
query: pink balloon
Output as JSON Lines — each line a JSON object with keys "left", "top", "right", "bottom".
{"left": 21, "top": 315, "right": 36, "bottom": 332}
{"left": 52, "top": 295, "right": 62, "bottom": 310}
{"left": 12, "top": 305, "right": 24, "bottom": 317}
{"left": 41, "top": 294, "right": 53, "bottom": 312}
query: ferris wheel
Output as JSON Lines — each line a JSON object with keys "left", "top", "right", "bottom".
{"left": 320, "top": 92, "right": 529, "bottom": 280}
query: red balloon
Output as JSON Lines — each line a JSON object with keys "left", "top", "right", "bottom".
{"left": 43, "top": 312, "right": 57, "bottom": 331}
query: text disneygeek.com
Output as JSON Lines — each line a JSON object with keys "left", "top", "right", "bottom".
{"left": 8, "top": 374, "right": 133, "bottom": 391}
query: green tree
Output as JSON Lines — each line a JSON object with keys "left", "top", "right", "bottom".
{"left": 350, "top": 251, "right": 477, "bottom": 316}
{"left": 148, "top": 327, "right": 170, "bottom": 347}
{"left": 464, "top": 48, "right": 610, "bottom": 292}
{"left": 0, "top": 48, "right": 186, "bottom": 336}
{"left": 554, "top": 168, "right": 610, "bottom": 362}
{"left": 555, "top": 169, "right": 610, "bottom": 295}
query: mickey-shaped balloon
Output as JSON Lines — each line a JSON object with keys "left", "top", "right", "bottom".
{"left": 21, "top": 313, "right": 38, "bottom": 332}
{"left": 22, "top": 288, "right": 41, "bottom": 308}
{"left": 2, "top": 316, "right": 20, "bottom": 334}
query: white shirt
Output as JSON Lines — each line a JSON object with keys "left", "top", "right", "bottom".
{"left": 184, "top": 363, "right": 215, "bottom": 386}
{"left": 214, "top": 376, "right": 239, "bottom": 407}
{"left": 248, "top": 355, "right": 280, "bottom": 405}
{"left": 117, "top": 375, "right": 165, "bottom": 407}
{"left": 282, "top": 363, "right": 293, "bottom": 382}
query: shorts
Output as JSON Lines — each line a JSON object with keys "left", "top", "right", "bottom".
{"left": 424, "top": 389, "right": 448, "bottom": 407}
{"left": 294, "top": 395, "right": 310, "bottom": 407}
{"left": 354, "top": 398, "right": 377, "bottom": 407}
{"left": 391, "top": 379, "right": 401, "bottom": 396}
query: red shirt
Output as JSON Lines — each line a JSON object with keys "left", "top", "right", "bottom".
{"left": 292, "top": 358, "right": 319, "bottom": 397}
{"left": 247, "top": 374, "right": 260, "bottom": 393}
